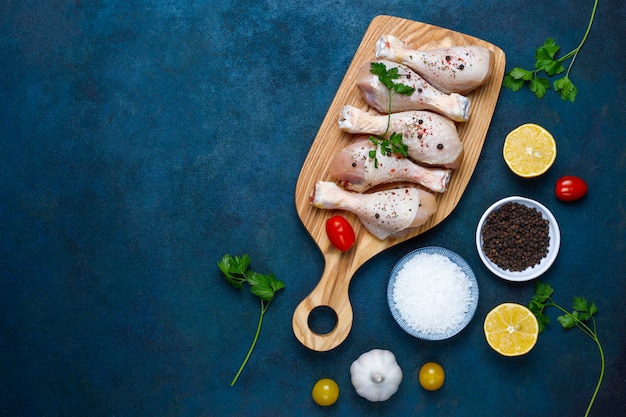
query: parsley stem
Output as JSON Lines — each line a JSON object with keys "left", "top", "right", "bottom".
{"left": 385, "top": 89, "right": 393, "bottom": 136}
{"left": 585, "top": 333, "right": 605, "bottom": 417}
{"left": 547, "top": 301, "right": 596, "bottom": 339}
{"left": 230, "top": 298, "right": 271, "bottom": 386}
{"left": 562, "top": 0, "right": 599, "bottom": 77}
{"left": 546, "top": 300, "right": 604, "bottom": 417}
{"left": 529, "top": 0, "right": 597, "bottom": 82}
{"left": 367, "top": 62, "right": 413, "bottom": 167}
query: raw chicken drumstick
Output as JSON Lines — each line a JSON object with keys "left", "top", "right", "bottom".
{"left": 338, "top": 105, "right": 463, "bottom": 168}
{"left": 310, "top": 181, "right": 437, "bottom": 240}
{"left": 375, "top": 35, "right": 494, "bottom": 95}
{"left": 329, "top": 137, "right": 451, "bottom": 193}
{"left": 356, "top": 59, "right": 470, "bottom": 122}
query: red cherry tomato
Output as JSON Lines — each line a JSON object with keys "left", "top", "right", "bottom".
{"left": 325, "top": 215, "right": 356, "bottom": 252}
{"left": 555, "top": 175, "right": 588, "bottom": 201}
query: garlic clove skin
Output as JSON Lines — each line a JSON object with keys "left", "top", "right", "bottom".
{"left": 350, "top": 349, "right": 403, "bottom": 402}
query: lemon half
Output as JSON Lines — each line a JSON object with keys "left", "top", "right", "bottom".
{"left": 484, "top": 303, "right": 539, "bottom": 356}
{"left": 503, "top": 123, "right": 556, "bottom": 178}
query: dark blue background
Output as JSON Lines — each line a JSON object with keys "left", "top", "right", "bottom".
{"left": 1, "top": 1, "right": 625, "bottom": 416}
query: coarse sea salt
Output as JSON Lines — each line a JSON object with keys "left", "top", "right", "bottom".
{"left": 392, "top": 252, "right": 471, "bottom": 336}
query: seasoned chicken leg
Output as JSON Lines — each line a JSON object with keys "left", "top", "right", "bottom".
{"left": 375, "top": 35, "right": 494, "bottom": 94}
{"left": 310, "top": 181, "right": 437, "bottom": 240}
{"left": 329, "top": 137, "right": 451, "bottom": 193}
{"left": 338, "top": 105, "right": 463, "bottom": 168}
{"left": 356, "top": 60, "right": 470, "bottom": 122}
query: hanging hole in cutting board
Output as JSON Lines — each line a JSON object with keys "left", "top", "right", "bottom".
{"left": 307, "top": 305, "right": 338, "bottom": 335}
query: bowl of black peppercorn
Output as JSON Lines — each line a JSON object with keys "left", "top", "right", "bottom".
{"left": 475, "top": 196, "right": 561, "bottom": 282}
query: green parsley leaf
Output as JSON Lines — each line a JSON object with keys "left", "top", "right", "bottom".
{"left": 249, "top": 276, "right": 275, "bottom": 301}
{"left": 509, "top": 67, "right": 534, "bottom": 81}
{"left": 528, "top": 283, "right": 552, "bottom": 334}
{"left": 557, "top": 312, "right": 578, "bottom": 329}
{"left": 393, "top": 83, "right": 416, "bottom": 96}
{"left": 218, "top": 254, "right": 252, "bottom": 288}
{"left": 368, "top": 136, "right": 381, "bottom": 168}
{"left": 244, "top": 270, "right": 263, "bottom": 287}
{"left": 537, "top": 38, "right": 560, "bottom": 59}
{"left": 533, "top": 281, "right": 554, "bottom": 303}
{"left": 219, "top": 254, "right": 250, "bottom": 276}
{"left": 572, "top": 296, "right": 589, "bottom": 313}
{"left": 572, "top": 296, "right": 598, "bottom": 321}
{"left": 369, "top": 61, "right": 386, "bottom": 76}
{"left": 535, "top": 39, "right": 563, "bottom": 75}
{"left": 528, "top": 299, "right": 544, "bottom": 312}
{"left": 386, "top": 66, "right": 400, "bottom": 80}
{"left": 502, "top": 74, "right": 525, "bottom": 92}
{"left": 529, "top": 77, "right": 550, "bottom": 98}
{"left": 370, "top": 62, "right": 394, "bottom": 90}
{"left": 248, "top": 272, "right": 285, "bottom": 301}
{"left": 536, "top": 312, "right": 550, "bottom": 334}
{"left": 554, "top": 76, "right": 577, "bottom": 101}
{"left": 389, "top": 132, "right": 409, "bottom": 156}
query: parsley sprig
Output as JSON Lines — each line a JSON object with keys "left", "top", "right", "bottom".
{"left": 368, "top": 132, "right": 408, "bottom": 163}
{"left": 218, "top": 254, "right": 285, "bottom": 386}
{"left": 503, "top": 0, "right": 598, "bottom": 101}
{"left": 367, "top": 62, "right": 413, "bottom": 168}
{"left": 528, "top": 281, "right": 604, "bottom": 417}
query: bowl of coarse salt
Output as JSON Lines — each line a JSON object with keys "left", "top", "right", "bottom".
{"left": 475, "top": 196, "right": 561, "bottom": 282}
{"left": 387, "top": 246, "right": 479, "bottom": 341}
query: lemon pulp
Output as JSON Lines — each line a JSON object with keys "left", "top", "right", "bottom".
{"left": 484, "top": 302, "right": 539, "bottom": 356}
{"left": 503, "top": 123, "right": 556, "bottom": 178}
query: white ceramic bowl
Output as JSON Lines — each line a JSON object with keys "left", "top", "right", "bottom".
{"left": 387, "top": 246, "right": 479, "bottom": 341}
{"left": 475, "top": 196, "right": 560, "bottom": 282}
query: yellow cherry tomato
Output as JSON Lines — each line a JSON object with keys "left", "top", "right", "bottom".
{"left": 312, "top": 378, "right": 339, "bottom": 406}
{"left": 419, "top": 362, "right": 445, "bottom": 391}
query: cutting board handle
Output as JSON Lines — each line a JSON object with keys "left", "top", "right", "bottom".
{"left": 292, "top": 257, "right": 355, "bottom": 352}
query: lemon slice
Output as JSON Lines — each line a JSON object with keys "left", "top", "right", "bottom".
{"left": 503, "top": 124, "right": 556, "bottom": 177}
{"left": 483, "top": 303, "right": 539, "bottom": 356}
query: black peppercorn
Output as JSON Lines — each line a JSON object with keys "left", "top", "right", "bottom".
{"left": 481, "top": 202, "right": 550, "bottom": 272}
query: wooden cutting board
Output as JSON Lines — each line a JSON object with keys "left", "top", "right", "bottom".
{"left": 292, "top": 15, "right": 506, "bottom": 351}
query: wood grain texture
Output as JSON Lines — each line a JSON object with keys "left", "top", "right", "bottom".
{"left": 292, "top": 15, "right": 506, "bottom": 351}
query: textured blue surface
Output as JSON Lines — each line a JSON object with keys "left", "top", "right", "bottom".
{"left": 1, "top": 1, "right": 625, "bottom": 416}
